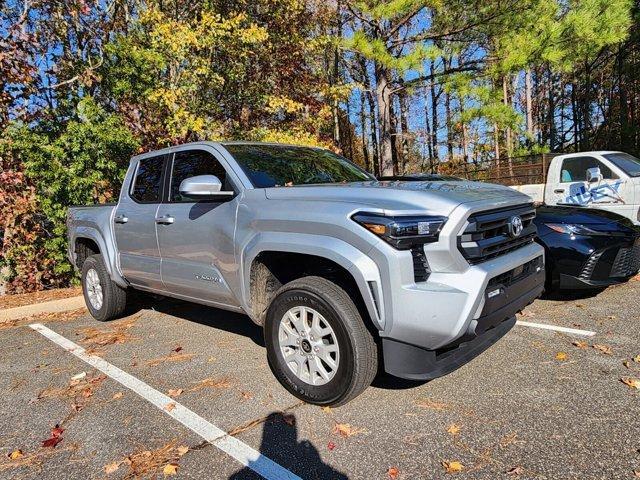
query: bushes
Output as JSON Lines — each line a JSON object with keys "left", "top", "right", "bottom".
{"left": 0, "top": 98, "right": 139, "bottom": 293}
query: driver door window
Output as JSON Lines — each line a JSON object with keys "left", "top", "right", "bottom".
{"left": 560, "top": 157, "right": 617, "bottom": 182}
{"left": 169, "top": 150, "right": 232, "bottom": 202}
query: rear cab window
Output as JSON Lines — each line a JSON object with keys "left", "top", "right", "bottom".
{"left": 130, "top": 155, "right": 165, "bottom": 203}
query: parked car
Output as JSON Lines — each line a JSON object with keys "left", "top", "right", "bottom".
{"left": 68, "top": 142, "right": 544, "bottom": 406}
{"left": 509, "top": 151, "right": 640, "bottom": 225}
{"left": 534, "top": 205, "right": 640, "bottom": 291}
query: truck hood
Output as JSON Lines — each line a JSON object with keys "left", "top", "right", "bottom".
{"left": 264, "top": 180, "right": 531, "bottom": 215}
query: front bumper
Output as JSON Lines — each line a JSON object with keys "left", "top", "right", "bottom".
{"left": 542, "top": 232, "right": 640, "bottom": 290}
{"left": 382, "top": 255, "right": 544, "bottom": 380}
{"left": 378, "top": 242, "right": 544, "bottom": 351}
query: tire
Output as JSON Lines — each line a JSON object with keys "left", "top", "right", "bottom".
{"left": 264, "top": 276, "right": 378, "bottom": 406}
{"left": 81, "top": 254, "right": 127, "bottom": 322}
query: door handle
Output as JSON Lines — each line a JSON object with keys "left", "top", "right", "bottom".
{"left": 155, "top": 215, "right": 175, "bottom": 225}
{"left": 114, "top": 214, "right": 128, "bottom": 224}
{"left": 554, "top": 189, "right": 565, "bottom": 194}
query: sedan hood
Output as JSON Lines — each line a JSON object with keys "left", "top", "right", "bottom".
{"left": 264, "top": 180, "right": 530, "bottom": 215}
{"left": 535, "top": 205, "right": 640, "bottom": 234}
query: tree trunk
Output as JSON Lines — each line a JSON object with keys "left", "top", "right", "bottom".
{"left": 398, "top": 80, "right": 410, "bottom": 174}
{"left": 548, "top": 70, "right": 557, "bottom": 151}
{"left": 375, "top": 63, "right": 394, "bottom": 176}
{"left": 359, "top": 91, "right": 370, "bottom": 171}
{"left": 429, "top": 60, "right": 439, "bottom": 165}
{"left": 525, "top": 69, "right": 534, "bottom": 137}
{"left": 424, "top": 85, "right": 434, "bottom": 172}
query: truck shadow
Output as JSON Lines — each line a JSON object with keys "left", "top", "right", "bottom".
{"left": 125, "top": 294, "right": 265, "bottom": 347}
{"left": 228, "top": 412, "right": 348, "bottom": 480}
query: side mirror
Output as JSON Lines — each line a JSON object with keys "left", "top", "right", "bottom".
{"left": 178, "top": 175, "right": 234, "bottom": 198}
{"left": 586, "top": 167, "right": 602, "bottom": 184}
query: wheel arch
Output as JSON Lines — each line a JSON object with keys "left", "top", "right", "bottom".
{"left": 241, "top": 233, "right": 384, "bottom": 331}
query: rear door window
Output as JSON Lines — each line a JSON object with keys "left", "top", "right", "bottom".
{"left": 131, "top": 155, "right": 165, "bottom": 203}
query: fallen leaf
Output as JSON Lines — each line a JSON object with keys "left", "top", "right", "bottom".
{"left": 333, "top": 423, "right": 365, "bottom": 437}
{"left": 42, "top": 436, "right": 62, "bottom": 448}
{"left": 555, "top": 352, "right": 568, "bottom": 361}
{"left": 321, "top": 406, "right": 332, "bottom": 414}
{"left": 112, "top": 392, "right": 124, "bottom": 400}
{"left": 634, "top": 355, "right": 640, "bottom": 363}
{"left": 442, "top": 460, "right": 464, "bottom": 474}
{"left": 172, "top": 346, "right": 183, "bottom": 353}
{"left": 506, "top": 466, "right": 524, "bottom": 475}
{"left": 388, "top": 466, "right": 400, "bottom": 479}
{"left": 240, "top": 391, "right": 253, "bottom": 400}
{"left": 187, "top": 377, "right": 231, "bottom": 391}
{"left": 168, "top": 389, "right": 183, "bottom": 398}
{"left": 104, "top": 462, "right": 120, "bottom": 474}
{"left": 162, "top": 463, "right": 178, "bottom": 475}
{"left": 634, "top": 469, "right": 640, "bottom": 478}
{"left": 624, "top": 360, "right": 631, "bottom": 369}
{"left": 621, "top": 377, "right": 640, "bottom": 389}
{"left": 572, "top": 340, "right": 588, "bottom": 349}
{"left": 51, "top": 426, "right": 64, "bottom": 438}
{"left": 327, "top": 441, "right": 336, "bottom": 451}
{"left": 592, "top": 344, "right": 612, "bottom": 355}
{"left": 447, "top": 424, "right": 461, "bottom": 435}
{"left": 176, "top": 446, "right": 189, "bottom": 456}
{"left": 165, "top": 402, "right": 176, "bottom": 412}
{"left": 70, "top": 372, "right": 86, "bottom": 383}
{"left": 8, "top": 449, "right": 23, "bottom": 460}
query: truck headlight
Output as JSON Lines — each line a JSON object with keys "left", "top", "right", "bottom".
{"left": 352, "top": 213, "right": 447, "bottom": 250}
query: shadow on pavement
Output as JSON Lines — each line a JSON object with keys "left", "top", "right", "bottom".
{"left": 125, "top": 294, "right": 265, "bottom": 347}
{"left": 541, "top": 287, "right": 607, "bottom": 301}
{"left": 229, "top": 412, "right": 348, "bottom": 480}
{"left": 371, "top": 372, "right": 429, "bottom": 390}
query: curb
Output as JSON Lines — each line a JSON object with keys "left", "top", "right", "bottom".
{"left": 0, "top": 295, "right": 86, "bottom": 322}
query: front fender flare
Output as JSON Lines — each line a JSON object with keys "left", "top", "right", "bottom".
{"left": 241, "top": 232, "right": 384, "bottom": 330}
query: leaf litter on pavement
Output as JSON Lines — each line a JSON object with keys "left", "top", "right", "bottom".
{"left": 103, "top": 440, "right": 189, "bottom": 478}
{"left": 78, "top": 316, "right": 139, "bottom": 354}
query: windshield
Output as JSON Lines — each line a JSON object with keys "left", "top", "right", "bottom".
{"left": 223, "top": 144, "right": 375, "bottom": 188}
{"left": 603, "top": 152, "right": 640, "bottom": 177}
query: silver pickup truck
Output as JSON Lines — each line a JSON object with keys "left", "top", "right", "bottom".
{"left": 67, "top": 142, "right": 545, "bottom": 406}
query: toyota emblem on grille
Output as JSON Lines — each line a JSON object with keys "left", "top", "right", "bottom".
{"left": 508, "top": 215, "right": 523, "bottom": 238}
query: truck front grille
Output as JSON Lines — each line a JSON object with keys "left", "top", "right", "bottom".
{"left": 458, "top": 204, "right": 536, "bottom": 264}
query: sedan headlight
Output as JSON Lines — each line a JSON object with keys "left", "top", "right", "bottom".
{"left": 352, "top": 213, "right": 447, "bottom": 249}
{"left": 545, "top": 223, "right": 605, "bottom": 236}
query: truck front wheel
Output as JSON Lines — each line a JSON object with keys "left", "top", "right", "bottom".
{"left": 264, "top": 276, "right": 378, "bottom": 406}
{"left": 81, "top": 254, "right": 128, "bottom": 322}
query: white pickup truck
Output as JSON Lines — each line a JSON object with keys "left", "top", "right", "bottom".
{"left": 511, "top": 151, "right": 640, "bottom": 224}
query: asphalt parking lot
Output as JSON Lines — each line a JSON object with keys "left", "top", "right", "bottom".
{"left": 1, "top": 279, "right": 639, "bottom": 479}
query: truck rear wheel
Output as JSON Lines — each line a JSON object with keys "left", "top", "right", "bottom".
{"left": 264, "top": 276, "right": 378, "bottom": 406}
{"left": 81, "top": 254, "right": 127, "bottom": 322}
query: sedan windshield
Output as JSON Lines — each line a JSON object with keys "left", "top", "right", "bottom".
{"left": 223, "top": 144, "right": 375, "bottom": 188}
{"left": 603, "top": 152, "right": 640, "bottom": 177}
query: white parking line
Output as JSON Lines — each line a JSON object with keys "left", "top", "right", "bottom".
{"left": 516, "top": 320, "right": 596, "bottom": 337}
{"left": 29, "top": 323, "right": 301, "bottom": 480}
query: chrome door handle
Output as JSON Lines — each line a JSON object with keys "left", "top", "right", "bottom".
{"left": 155, "top": 215, "right": 174, "bottom": 225}
{"left": 554, "top": 189, "right": 565, "bottom": 194}
{"left": 114, "top": 214, "right": 128, "bottom": 224}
